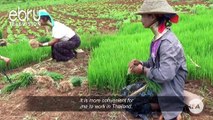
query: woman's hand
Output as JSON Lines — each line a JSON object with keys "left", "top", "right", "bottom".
{"left": 129, "top": 59, "right": 142, "bottom": 69}
{"left": 38, "top": 42, "right": 43, "bottom": 47}
{"left": 130, "top": 64, "right": 143, "bottom": 75}
{"left": 4, "top": 57, "right": 10, "bottom": 65}
{"left": 0, "top": 56, "right": 11, "bottom": 65}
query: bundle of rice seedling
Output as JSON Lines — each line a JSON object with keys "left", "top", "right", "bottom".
{"left": 29, "top": 39, "right": 40, "bottom": 48}
{"left": 2, "top": 72, "right": 34, "bottom": 93}
{"left": 22, "top": 67, "right": 37, "bottom": 74}
{"left": 35, "top": 76, "right": 54, "bottom": 88}
{"left": 2, "top": 81, "right": 22, "bottom": 93}
{"left": 38, "top": 67, "right": 48, "bottom": 74}
{"left": 58, "top": 80, "right": 74, "bottom": 93}
{"left": 127, "top": 74, "right": 162, "bottom": 93}
{"left": 41, "top": 71, "right": 64, "bottom": 81}
{"left": 19, "top": 73, "right": 34, "bottom": 87}
{"left": 71, "top": 77, "right": 82, "bottom": 87}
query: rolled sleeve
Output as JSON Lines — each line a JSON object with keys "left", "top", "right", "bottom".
{"left": 146, "top": 40, "right": 179, "bottom": 83}
{"left": 142, "top": 57, "right": 152, "bottom": 68}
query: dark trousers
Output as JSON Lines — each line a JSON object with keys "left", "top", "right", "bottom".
{"left": 51, "top": 34, "right": 81, "bottom": 61}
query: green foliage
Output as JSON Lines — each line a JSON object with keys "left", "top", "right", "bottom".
{"left": 205, "top": 0, "right": 213, "bottom": 4}
{"left": 2, "top": 73, "right": 19, "bottom": 83}
{"left": 144, "top": 78, "right": 161, "bottom": 93}
{"left": 88, "top": 8, "right": 213, "bottom": 92}
{"left": 126, "top": 74, "right": 161, "bottom": 93}
{"left": 0, "top": 0, "right": 105, "bottom": 12}
{"left": 171, "top": 0, "right": 179, "bottom": 2}
{"left": 37, "top": 36, "right": 51, "bottom": 43}
{"left": 80, "top": 33, "right": 111, "bottom": 49}
{"left": 19, "top": 73, "right": 34, "bottom": 87}
{"left": 88, "top": 26, "right": 98, "bottom": 33}
{"left": 7, "top": 34, "right": 15, "bottom": 43}
{"left": 0, "top": 30, "right": 2, "bottom": 39}
{"left": 2, "top": 72, "right": 34, "bottom": 93}
{"left": 2, "top": 81, "right": 22, "bottom": 93}
{"left": 16, "top": 34, "right": 28, "bottom": 41}
{"left": 71, "top": 77, "right": 82, "bottom": 87}
{"left": 88, "top": 32, "right": 151, "bottom": 92}
{"left": 42, "top": 72, "right": 64, "bottom": 81}
{"left": 0, "top": 41, "right": 51, "bottom": 71}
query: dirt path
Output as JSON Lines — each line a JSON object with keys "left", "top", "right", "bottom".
{"left": 0, "top": 50, "right": 133, "bottom": 120}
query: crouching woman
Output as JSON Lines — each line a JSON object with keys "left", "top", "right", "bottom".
{"left": 38, "top": 10, "right": 81, "bottom": 62}
{"left": 129, "top": 0, "right": 188, "bottom": 119}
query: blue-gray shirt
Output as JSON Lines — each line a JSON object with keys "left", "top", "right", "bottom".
{"left": 143, "top": 30, "right": 188, "bottom": 120}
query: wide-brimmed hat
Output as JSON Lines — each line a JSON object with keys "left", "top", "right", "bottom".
{"left": 38, "top": 10, "right": 55, "bottom": 26}
{"left": 136, "top": 0, "right": 177, "bottom": 15}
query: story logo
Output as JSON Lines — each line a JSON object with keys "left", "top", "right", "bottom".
{"left": 188, "top": 98, "right": 204, "bottom": 114}
{"left": 8, "top": 7, "right": 40, "bottom": 26}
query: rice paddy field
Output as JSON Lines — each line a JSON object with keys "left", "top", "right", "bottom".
{"left": 0, "top": 0, "right": 213, "bottom": 119}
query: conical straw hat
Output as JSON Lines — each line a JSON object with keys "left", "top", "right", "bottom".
{"left": 136, "top": 0, "right": 177, "bottom": 15}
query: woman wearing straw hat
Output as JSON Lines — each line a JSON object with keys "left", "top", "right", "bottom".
{"left": 37, "top": 10, "right": 81, "bottom": 62}
{"left": 129, "top": 0, "right": 187, "bottom": 120}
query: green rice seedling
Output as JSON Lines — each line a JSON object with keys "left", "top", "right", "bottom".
{"left": 70, "top": 77, "right": 82, "bottom": 87}
{"left": 7, "top": 34, "right": 15, "bottom": 43}
{"left": 0, "top": 30, "right": 2, "bottom": 39}
{"left": 2, "top": 81, "right": 22, "bottom": 93}
{"left": 19, "top": 73, "right": 34, "bottom": 87}
{"left": 2, "top": 72, "right": 34, "bottom": 93}
{"left": 0, "top": 41, "right": 51, "bottom": 71}
{"left": 143, "top": 77, "right": 161, "bottom": 93}
{"left": 88, "top": 8, "right": 213, "bottom": 92}
{"left": 126, "top": 74, "right": 141, "bottom": 85}
{"left": 37, "top": 36, "right": 51, "bottom": 43}
{"left": 126, "top": 74, "right": 161, "bottom": 93}
{"left": 2, "top": 73, "right": 19, "bottom": 83}
{"left": 16, "top": 34, "right": 28, "bottom": 42}
{"left": 1, "top": 19, "right": 8, "bottom": 30}
{"left": 88, "top": 32, "right": 152, "bottom": 92}
{"left": 41, "top": 71, "right": 64, "bottom": 81}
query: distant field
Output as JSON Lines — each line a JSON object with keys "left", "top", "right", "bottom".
{"left": 0, "top": 0, "right": 212, "bottom": 91}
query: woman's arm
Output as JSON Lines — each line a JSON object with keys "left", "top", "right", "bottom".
{"left": 142, "top": 57, "right": 153, "bottom": 68}
{"left": 39, "top": 39, "right": 60, "bottom": 47}
{"left": 145, "top": 40, "right": 179, "bottom": 83}
{"left": 129, "top": 58, "right": 152, "bottom": 74}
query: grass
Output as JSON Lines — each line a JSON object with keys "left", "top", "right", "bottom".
{"left": 37, "top": 36, "right": 51, "bottom": 43}
{"left": 0, "top": 31, "right": 105, "bottom": 71}
{"left": 0, "top": 30, "right": 2, "bottom": 39}
{"left": 88, "top": 8, "right": 213, "bottom": 92}
{"left": 0, "top": 0, "right": 108, "bottom": 12}
{"left": 88, "top": 30, "right": 151, "bottom": 92}
{"left": 71, "top": 77, "right": 82, "bottom": 87}
{"left": 0, "top": 39, "right": 51, "bottom": 71}
{"left": 1, "top": 71, "right": 63, "bottom": 93}
{"left": 126, "top": 74, "right": 162, "bottom": 93}
{"left": 0, "top": 1, "right": 212, "bottom": 93}
{"left": 41, "top": 71, "right": 64, "bottom": 81}
{"left": 2, "top": 72, "right": 34, "bottom": 93}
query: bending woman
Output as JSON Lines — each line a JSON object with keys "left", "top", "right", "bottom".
{"left": 38, "top": 10, "right": 81, "bottom": 62}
